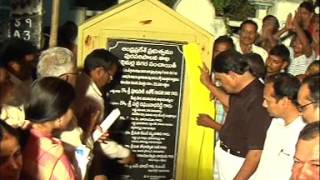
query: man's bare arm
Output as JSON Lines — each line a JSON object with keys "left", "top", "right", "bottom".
{"left": 199, "top": 63, "right": 230, "bottom": 108}
{"left": 234, "top": 150, "right": 262, "bottom": 180}
{"left": 197, "top": 113, "right": 222, "bottom": 131}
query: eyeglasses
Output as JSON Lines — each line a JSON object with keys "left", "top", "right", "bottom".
{"left": 58, "top": 72, "right": 79, "bottom": 81}
{"left": 103, "top": 69, "right": 115, "bottom": 81}
{"left": 58, "top": 72, "right": 79, "bottom": 78}
{"left": 106, "top": 71, "right": 113, "bottom": 81}
{"left": 298, "top": 101, "right": 316, "bottom": 112}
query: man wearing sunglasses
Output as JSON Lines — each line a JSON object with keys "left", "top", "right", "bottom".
{"left": 297, "top": 73, "right": 320, "bottom": 123}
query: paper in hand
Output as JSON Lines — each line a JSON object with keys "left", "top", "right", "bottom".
{"left": 92, "top": 108, "right": 120, "bottom": 142}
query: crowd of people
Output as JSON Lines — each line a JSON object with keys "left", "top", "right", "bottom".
{"left": 0, "top": 43, "right": 136, "bottom": 180}
{"left": 0, "top": 0, "right": 319, "bottom": 180}
{"left": 197, "top": 1, "right": 320, "bottom": 180}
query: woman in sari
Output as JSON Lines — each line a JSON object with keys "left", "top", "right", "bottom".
{"left": 21, "top": 77, "right": 76, "bottom": 180}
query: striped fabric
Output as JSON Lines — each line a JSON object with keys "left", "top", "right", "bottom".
{"left": 215, "top": 100, "right": 226, "bottom": 125}
{"left": 288, "top": 48, "right": 316, "bottom": 76}
{"left": 215, "top": 100, "right": 226, "bottom": 141}
{"left": 22, "top": 129, "right": 76, "bottom": 180}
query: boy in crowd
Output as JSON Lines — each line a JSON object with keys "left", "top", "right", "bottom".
{"left": 265, "top": 44, "right": 290, "bottom": 79}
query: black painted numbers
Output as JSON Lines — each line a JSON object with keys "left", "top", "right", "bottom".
{"left": 9, "top": 0, "right": 42, "bottom": 48}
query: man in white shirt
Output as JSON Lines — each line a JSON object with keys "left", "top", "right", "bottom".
{"left": 265, "top": 44, "right": 290, "bottom": 79}
{"left": 74, "top": 49, "right": 136, "bottom": 180}
{"left": 234, "top": 20, "right": 268, "bottom": 62}
{"left": 254, "top": 73, "right": 306, "bottom": 180}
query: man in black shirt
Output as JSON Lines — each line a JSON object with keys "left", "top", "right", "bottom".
{"left": 200, "top": 50, "right": 271, "bottom": 179}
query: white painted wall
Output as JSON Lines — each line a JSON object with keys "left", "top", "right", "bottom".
{"left": 268, "top": 1, "right": 299, "bottom": 26}
{"left": 118, "top": 0, "right": 226, "bottom": 38}
{"left": 174, "top": 0, "right": 218, "bottom": 36}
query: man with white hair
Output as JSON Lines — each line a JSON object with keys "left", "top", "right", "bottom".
{"left": 37, "top": 47, "right": 83, "bottom": 148}
{"left": 37, "top": 47, "right": 78, "bottom": 86}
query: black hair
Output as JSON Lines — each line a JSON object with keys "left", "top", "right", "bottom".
{"left": 213, "top": 49, "right": 250, "bottom": 75}
{"left": 299, "top": 1, "right": 315, "bottom": 13}
{"left": 306, "top": 60, "right": 320, "bottom": 73}
{"left": 244, "top": 53, "right": 266, "bottom": 79}
{"left": 0, "top": 38, "right": 38, "bottom": 67}
{"left": 0, "top": 60, "right": 5, "bottom": 68}
{"left": 266, "top": 73, "right": 301, "bottom": 105}
{"left": 302, "top": 73, "right": 320, "bottom": 106}
{"left": 0, "top": 41, "right": 4, "bottom": 68}
{"left": 214, "top": 35, "right": 235, "bottom": 49}
{"left": 240, "top": 19, "right": 258, "bottom": 32}
{"left": 269, "top": 44, "right": 291, "bottom": 64}
{"left": 58, "top": 21, "right": 78, "bottom": 50}
{"left": 84, "top": 49, "right": 119, "bottom": 74}
{"left": 25, "top": 77, "right": 75, "bottom": 123}
{"left": 299, "top": 121, "right": 320, "bottom": 141}
{"left": 262, "top": 15, "right": 280, "bottom": 31}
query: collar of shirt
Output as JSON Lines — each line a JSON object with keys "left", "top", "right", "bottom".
{"left": 236, "top": 79, "right": 260, "bottom": 97}
{"left": 81, "top": 72, "right": 102, "bottom": 97}
{"left": 272, "top": 116, "right": 305, "bottom": 129}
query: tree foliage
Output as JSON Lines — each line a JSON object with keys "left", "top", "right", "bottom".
{"left": 159, "top": 0, "right": 255, "bottom": 21}
{"left": 211, "top": 0, "right": 255, "bottom": 21}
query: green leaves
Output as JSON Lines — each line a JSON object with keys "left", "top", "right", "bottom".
{"left": 212, "top": 0, "right": 255, "bottom": 21}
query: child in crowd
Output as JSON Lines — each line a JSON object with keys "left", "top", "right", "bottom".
{"left": 287, "top": 12, "right": 316, "bottom": 76}
{"left": 256, "top": 15, "right": 280, "bottom": 52}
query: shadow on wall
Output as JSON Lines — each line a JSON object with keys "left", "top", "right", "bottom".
{"left": 76, "top": 0, "right": 118, "bottom": 10}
